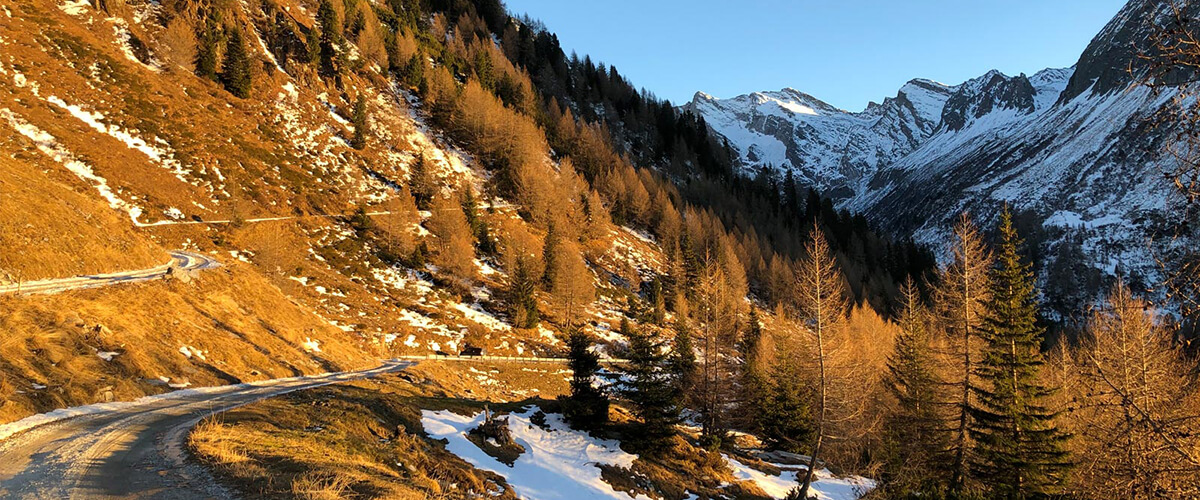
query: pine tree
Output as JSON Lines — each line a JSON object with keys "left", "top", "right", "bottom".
{"left": 970, "top": 207, "right": 1070, "bottom": 499}
{"left": 668, "top": 319, "right": 697, "bottom": 392}
{"left": 304, "top": 27, "right": 321, "bottom": 64}
{"left": 646, "top": 277, "right": 667, "bottom": 325}
{"left": 460, "top": 189, "right": 495, "bottom": 255}
{"left": 762, "top": 317, "right": 813, "bottom": 453}
{"left": 1075, "top": 281, "right": 1200, "bottom": 499}
{"left": 507, "top": 256, "right": 539, "bottom": 329}
{"left": 695, "top": 254, "right": 737, "bottom": 446}
{"left": 541, "top": 221, "right": 559, "bottom": 288}
{"left": 350, "top": 96, "right": 368, "bottom": 149}
{"left": 739, "top": 307, "right": 771, "bottom": 433}
{"left": 195, "top": 14, "right": 220, "bottom": 81}
{"left": 427, "top": 194, "right": 475, "bottom": 280}
{"left": 402, "top": 52, "right": 425, "bottom": 89}
{"left": 548, "top": 239, "right": 593, "bottom": 329}
{"left": 219, "top": 28, "right": 253, "bottom": 98}
{"left": 884, "top": 277, "right": 946, "bottom": 494}
{"left": 617, "top": 317, "right": 681, "bottom": 451}
{"left": 316, "top": 0, "right": 342, "bottom": 78}
{"left": 408, "top": 152, "right": 434, "bottom": 210}
{"left": 563, "top": 327, "right": 608, "bottom": 429}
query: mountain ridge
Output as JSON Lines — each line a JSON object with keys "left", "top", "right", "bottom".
{"left": 684, "top": 0, "right": 1198, "bottom": 311}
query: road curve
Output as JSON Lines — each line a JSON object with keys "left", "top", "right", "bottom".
{"left": 0, "top": 360, "right": 411, "bottom": 499}
{"left": 0, "top": 251, "right": 220, "bottom": 295}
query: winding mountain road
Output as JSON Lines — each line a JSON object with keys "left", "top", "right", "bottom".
{"left": 0, "top": 360, "right": 412, "bottom": 499}
{"left": 0, "top": 251, "right": 220, "bottom": 295}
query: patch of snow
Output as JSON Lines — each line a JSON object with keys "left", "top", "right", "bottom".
{"left": 178, "top": 345, "right": 207, "bottom": 361}
{"left": 59, "top": 0, "right": 90, "bottom": 16}
{"left": 301, "top": 338, "right": 321, "bottom": 353}
{"left": 109, "top": 18, "right": 162, "bottom": 71}
{"left": 452, "top": 302, "right": 511, "bottom": 331}
{"left": 421, "top": 407, "right": 647, "bottom": 500}
{"left": 723, "top": 455, "right": 874, "bottom": 500}
{"left": 96, "top": 351, "right": 120, "bottom": 362}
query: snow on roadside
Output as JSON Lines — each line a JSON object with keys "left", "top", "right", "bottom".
{"left": 723, "top": 454, "right": 874, "bottom": 500}
{"left": 421, "top": 407, "right": 649, "bottom": 500}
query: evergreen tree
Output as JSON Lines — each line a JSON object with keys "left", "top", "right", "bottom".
{"left": 220, "top": 28, "right": 252, "bottom": 98}
{"left": 971, "top": 208, "right": 1071, "bottom": 499}
{"left": 783, "top": 169, "right": 799, "bottom": 218}
{"left": 739, "top": 307, "right": 771, "bottom": 434}
{"left": 195, "top": 14, "right": 220, "bottom": 81}
{"left": 762, "top": 340, "right": 813, "bottom": 454}
{"left": 507, "top": 256, "right": 539, "bottom": 328}
{"left": 316, "top": 0, "right": 342, "bottom": 78}
{"left": 617, "top": 318, "right": 681, "bottom": 451}
{"left": 647, "top": 277, "right": 667, "bottom": 325}
{"left": 402, "top": 52, "right": 425, "bottom": 89}
{"left": 883, "top": 277, "right": 947, "bottom": 495}
{"left": 668, "top": 319, "right": 697, "bottom": 391}
{"left": 350, "top": 96, "right": 368, "bottom": 149}
{"left": 461, "top": 189, "right": 496, "bottom": 255}
{"left": 304, "top": 27, "right": 321, "bottom": 64}
{"left": 541, "top": 221, "right": 559, "bottom": 288}
{"left": 563, "top": 327, "right": 608, "bottom": 429}
{"left": 408, "top": 153, "right": 434, "bottom": 210}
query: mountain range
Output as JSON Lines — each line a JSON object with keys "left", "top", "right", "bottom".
{"left": 685, "top": 0, "right": 1194, "bottom": 299}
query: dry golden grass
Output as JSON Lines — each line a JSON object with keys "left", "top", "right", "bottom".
{"left": 0, "top": 149, "right": 166, "bottom": 281}
{"left": 290, "top": 472, "right": 355, "bottom": 500}
{"left": 404, "top": 360, "right": 571, "bottom": 402}
{"left": 0, "top": 264, "right": 376, "bottom": 424}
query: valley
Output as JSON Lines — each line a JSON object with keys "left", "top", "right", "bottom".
{"left": 0, "top": 0, "right": 1197, "bottom": 499}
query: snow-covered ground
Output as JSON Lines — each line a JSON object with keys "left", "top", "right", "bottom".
{"left": 421, "top": 406, "right": 648, "bottom": 500}
{"left": 724, "top": 454, "right": 874, "bottom": 500}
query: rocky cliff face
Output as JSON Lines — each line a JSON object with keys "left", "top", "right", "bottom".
{"left": 687, "top": 0, "right": 1200, "bottom": 307}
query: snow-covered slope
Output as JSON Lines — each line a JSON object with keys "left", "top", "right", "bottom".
{"left": 686, "top": 79, "right": 953, "bottom": 198}
{"left": 687, "top": 0, "right": 1195, "bottom": 299}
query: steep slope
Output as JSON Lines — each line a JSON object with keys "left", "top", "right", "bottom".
{"left": 689, "top": 0, "right": 1195, "bottom": 308}
{"left": 0, "top": 0, "right": 735, "bottom": 423}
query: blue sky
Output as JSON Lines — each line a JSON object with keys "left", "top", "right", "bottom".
{"left": 503, "top": 1, "right": 1127, "bottom": 111}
